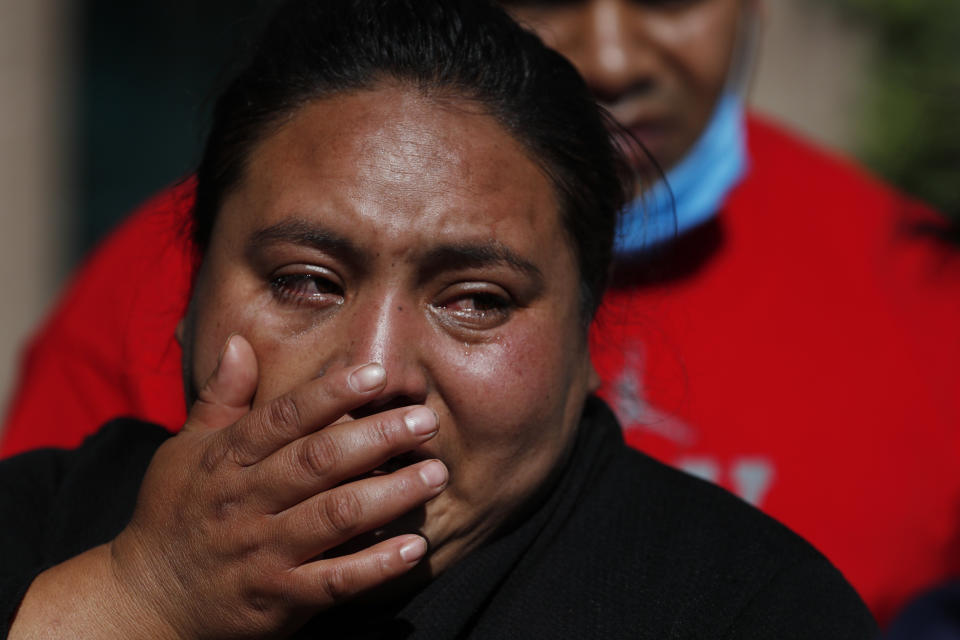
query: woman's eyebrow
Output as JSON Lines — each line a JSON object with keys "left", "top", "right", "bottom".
{"left": 248, "top": 220, "right": 543, "bottom": 284}
{"left": 247, "top": 218, "right": 365, "bottom": 267}
{"left": 419, "top": 242, "right": 544, "bottom": 283}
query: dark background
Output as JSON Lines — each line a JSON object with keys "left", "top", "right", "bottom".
{"left": 75, "top": 0, "right": 281, "bottom": 259}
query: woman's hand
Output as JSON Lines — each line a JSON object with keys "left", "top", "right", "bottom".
{"left": 11, "top": 334, "right": 446, "bottom": 639}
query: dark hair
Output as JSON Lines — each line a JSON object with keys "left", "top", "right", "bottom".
{"left": 193, "top": 0, "right": 633, "bottom": 317}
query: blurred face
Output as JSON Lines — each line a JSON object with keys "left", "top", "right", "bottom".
{"left": 183, "top": 86, "right": 593, "bottom": 572}
{"left": 503, "top": 0, "right": 748, "bottom": 170}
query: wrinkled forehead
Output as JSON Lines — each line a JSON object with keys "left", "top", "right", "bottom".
{"left": 215, "top": 87, "right": 568, "bottom": 261}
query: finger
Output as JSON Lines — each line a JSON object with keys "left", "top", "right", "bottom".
{"left": 275, "top": 459, "right": 447, "bottom": 562}
{"left": 186, "top": 334, "right": 259, "bottom": 432}
{"left": 250, "top": 405, "right": 439, "bottom": 511}
{"left": 285, "top": 535, "right": 427, "bottom": 609}
{"left": 220, "top": 362, "right": 387, "bottom": 466}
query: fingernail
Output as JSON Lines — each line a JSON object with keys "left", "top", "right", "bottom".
{"left": 399, "top": 537, "right": 427, "bottom": 564}
{"left": 348, "top": 363, "right": 385, "bottom": 393}
{"left": 404, "top": 407, "right": 438, "bottom": 437}
{"left": 419, "top": 460, "right": 447, "bottom": 489}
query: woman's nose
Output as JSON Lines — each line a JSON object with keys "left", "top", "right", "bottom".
{"left": 574, "top": 0, "right": 659, "bottom": 103}
{"left": 342, "top": 294, "right": 429, "bottom": 411}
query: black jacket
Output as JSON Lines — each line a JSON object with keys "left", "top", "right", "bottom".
{"left": 0, "top": 397, "right": 876, "bottom": 638}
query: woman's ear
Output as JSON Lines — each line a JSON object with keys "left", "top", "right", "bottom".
{"left": 587, "top": 360, "right": 602, "bottom": 394}
{"left": 176, "top": 298, "right": 196, "bottom": 347}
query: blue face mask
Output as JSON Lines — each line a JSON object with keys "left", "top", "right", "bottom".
{"left": 614, "top": 93, "right": 748, "bottom": 255}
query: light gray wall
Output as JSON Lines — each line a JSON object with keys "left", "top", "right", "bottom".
{"left": 0, "top": 0, "right": 70, "bottom": 418}
{"left": 750, "top": 0, "right": 872, "bottom": 154}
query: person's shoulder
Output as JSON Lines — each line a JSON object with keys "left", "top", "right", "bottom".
{"left": 744, "top": 112, "right": 881, "bottom": 187}
{"left": 572, "top": 403, "right": 876, "bottom": 636}
{"left": 741, "top": 111, "right": 913, "bottom": 211}
{"left": 1, "top": 418, "right": 171, "bottom": 487}
{"left": 74, "top": 417, "right": 174, "bottom": 459}
{"left": 605, "top": 439, "right": 830, "bottom": 571}
{"left": 735, "top": 112, "right": 956, "bottom": 256}
{"left": 620, "top": 452, "right": 874, "bottom": 635}
{"left": 583, "top": 398, "right": 816, "bottom": 556}
{"left": 0, "top": 418, "right": 170, "bottom": 613}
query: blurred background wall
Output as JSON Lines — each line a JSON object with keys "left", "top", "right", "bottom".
{"left": 0, "top": 0, "right": 956, "bottom": 418}
{"left": 0, "top": 0, "right": 71, "bottom": 421}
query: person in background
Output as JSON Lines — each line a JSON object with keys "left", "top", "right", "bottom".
{"left": 2, "top": 0, "right": 958, "bottom": 625}
{"left": 501, "top": 0, "right": 960, "bottom": 625}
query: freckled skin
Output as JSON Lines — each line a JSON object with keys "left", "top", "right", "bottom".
{"left": 504, "top": 0, "right": 748, "bottom": 171}
{"left": 184, "top": 85, "right": 593, "bottom": 573}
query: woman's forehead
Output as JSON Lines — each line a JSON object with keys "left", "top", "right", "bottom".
{"left": 223, "top": 87, "right": 564, "bottom": 254}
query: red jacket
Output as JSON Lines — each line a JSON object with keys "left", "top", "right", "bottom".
{"left": 3, "top": 115, "right": 958, "bottom": 624}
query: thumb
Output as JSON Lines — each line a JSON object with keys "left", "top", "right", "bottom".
{"left": 186, "top": 333, "right": 259, "bottom": 432}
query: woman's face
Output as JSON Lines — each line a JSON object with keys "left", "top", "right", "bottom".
{"left": 183, "top": 86, "right": 593, "bottom": 572}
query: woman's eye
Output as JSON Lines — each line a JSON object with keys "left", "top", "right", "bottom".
{"left": 270, "top": 273, "right": 344, "bottom": 307}
{"left": 437, "top": 290, "right": 513, "bottom": 329}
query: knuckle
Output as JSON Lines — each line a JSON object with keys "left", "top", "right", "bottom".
{"left": 394, "top": 473, "right": 415, "bottom": 494}
{"left": 242, "top": 586, "right": 275, "bottom": 614}
{"left": 275, "top": 572, "right": 299, "bottom": 608}
{"left": 298, "top": 433, "right": 342, "bottom": 479}
{"left": 235, "top": 537, "right": 264, "bottom": 561}
{"left": 319, "top": 564, "right": 353, "bottom": 604}
{"left": 199, "top": 439, "right": 229, "bottom": 474}
{"left": 321, "top": 491, "right": 363, "bottom": 537}
{"left": 366, "top": 415, "right": 398, "bottom": 449}
{"left": 375, "top": 548, "right": 394, "bottom": 576}
{"left": 223, "top": 426, "right": 259, "bottom": 467}
{"left": 266, "top": 394, "right": 303, "bottom": 436}
{"left": 212, "top": 493, "right": 244, "bottom": 522}
{"left": 274, "top": 570, "right": 309, "bottom": 611}
{"left": 236, "top": 583, "right": 287, "bottom": 634}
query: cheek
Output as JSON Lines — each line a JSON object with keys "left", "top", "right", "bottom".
{"left": 670, "top": 3, "right": 742, "bottom": 97}
{"left": 246, "top": 320, "right": 327, "bottom": 406}
{"left": 425, "top": 320, "right": 588, "bottom": 540}
{"left": 430, "top": 310, "right": 586, "bottom": 484}
{"left": 190, "top": 274, "right": 325, "bottom": 406}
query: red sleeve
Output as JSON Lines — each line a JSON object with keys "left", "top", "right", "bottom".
{"left": 0, "top": 180, "right": 197, "bottom": 458}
